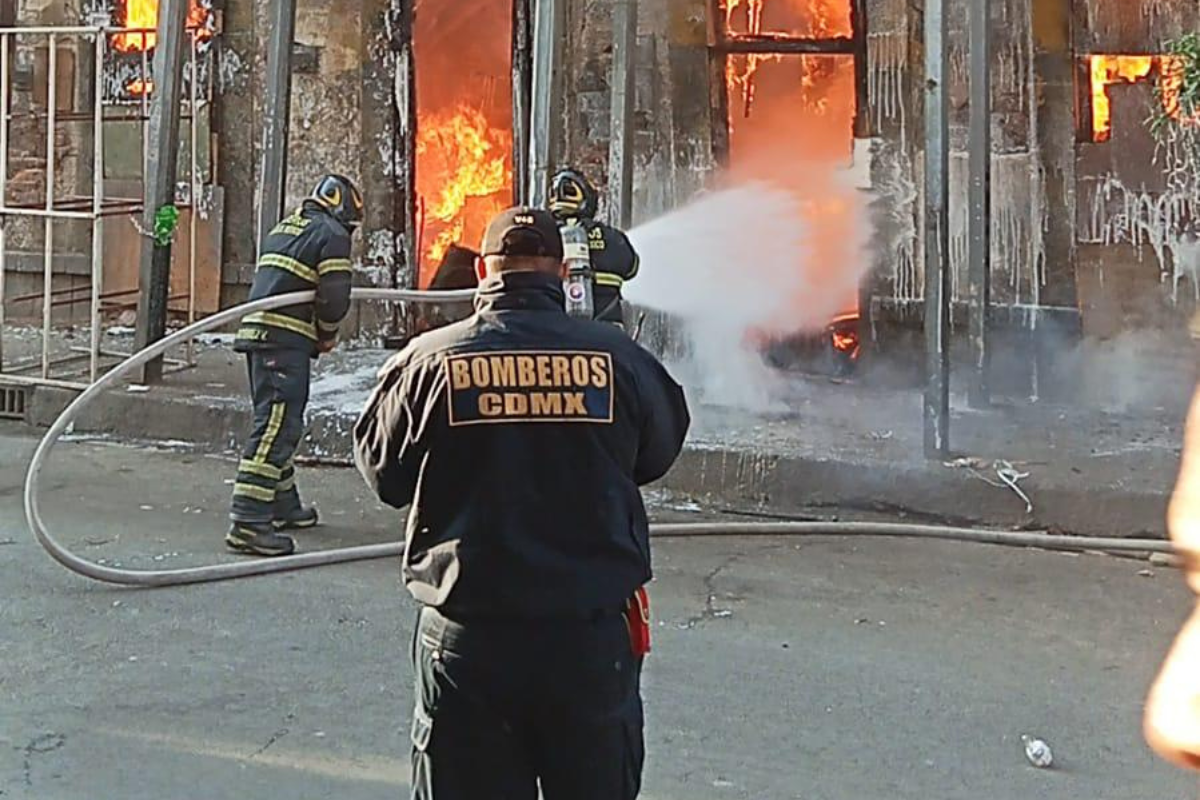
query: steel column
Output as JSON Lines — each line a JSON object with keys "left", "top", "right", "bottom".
{"left": 393, "top": 0, "right": 416, "bottom": 291}
{"left": 923, "top": 0, "right": 951, "bottom": 458}
{"left": 89, "top": 32, "right": 104, "bottom": 382}
{"left": 608, "top": 0, "right": 637, "bottom": 229}
{"left": 512, "top": 0, "right": 532, "bottom": 206}
{"left": 0, "top": 34, "right": 9, "bottom": 373}
{"left": 255, "top": 0, "right": 297, "bottom": 254}
{"left": 185, "top": 39, "right": 199, "bottom": 366}
{"left": 41, "top": 36, "right": 56, "bottom": 379}
{"left": 967, "top": 0, "right": 991, "bottom": 408}
{"left": 133, "top": 0, "right": 189, "bottom": 383}
{"left": 528, "top": 0, "right": 563, "bottom": 206}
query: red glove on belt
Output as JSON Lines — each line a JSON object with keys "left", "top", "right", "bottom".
{"left": 623, "top": 586, "right": 651, "bottom": 657}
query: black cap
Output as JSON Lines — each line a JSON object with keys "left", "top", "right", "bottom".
{"left": 480, "top": 207, "right": 564, "bottom": 260}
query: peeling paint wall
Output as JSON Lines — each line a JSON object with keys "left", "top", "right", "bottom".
{"left": 559, "top": 0, "right": 716, "bottom": 224}
{"left": 1072, "top": 0, "right": 1200, "bottom": 335}
{"left": 866, "top": 0, "right": 1047, "bottom": 311}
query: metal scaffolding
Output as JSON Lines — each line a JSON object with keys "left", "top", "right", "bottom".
{"left": 0, "top": 24, "right": 212, "bottom": 390}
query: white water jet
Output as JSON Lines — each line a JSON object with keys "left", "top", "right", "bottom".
{"left": 626, "top": 174, "right": 873, "bottom": 412}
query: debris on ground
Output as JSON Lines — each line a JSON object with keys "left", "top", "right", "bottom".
{"left": 1021, "top": 734, "right": 1054, "bottom": 768}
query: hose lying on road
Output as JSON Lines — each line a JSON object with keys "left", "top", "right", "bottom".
{"left": 24, "top": 289, "right": 1176, "bottom": 588}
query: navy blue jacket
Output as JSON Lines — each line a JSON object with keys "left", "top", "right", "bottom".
{"left": 353, "top": 271, "right": 690, "bottom": 617}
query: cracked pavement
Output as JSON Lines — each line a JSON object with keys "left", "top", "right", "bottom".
{"left": 1, "top": 424, "right": 1197, "bottom": 799}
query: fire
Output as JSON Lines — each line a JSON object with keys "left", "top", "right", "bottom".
{"left": 829, "top": 312, "right": 860, "bottom": 360}
{"left": 722, "top": 0, "right": 851, "bottom": 39}
{"left": 126, "top": 78, "right": 153, "bottom": 95}
{"left": 112, "top": 0, "right": 213, "bottom": 53}
{"left": 721, "top": 0, "right": 862, "bottom": 331}
{"left": 1089, "top": 54, "right": 1194, "bottom": 143}
{"left": 416, "top": 105, "right": 512, "bottom": 271}
{"left": 1090, "top": 56, "right": 1152, "bottom": 143}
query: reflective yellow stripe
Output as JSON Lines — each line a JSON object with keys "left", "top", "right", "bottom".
{"left": 233, "top": 482, "right": 276, "bottom": 502}
{"left": 277, "top": 474, "right": 296, "bottom": 493}
{"left": 259, "top": 253, "right": 318, "bottom": 283}
{"left": 238, "top": 459, "right": 281, "bottom": 480}
{"left": 254, "top": 403, "right": 286, "bottom": 464}
{"left": 594, "top": 272, "right": 624, "bottom": 288}
{"left": 244, "top": 312, "right": 317, "bottom": 341}
{"left": 318, "top": 258, "right": 353, "bottom": 276}
{"left": 317, "top": 318, "right": 340, "bottom": 333}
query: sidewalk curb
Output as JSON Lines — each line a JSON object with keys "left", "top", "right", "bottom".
{"left": 21, "top": 383, "right": 1170, "bottom": 540}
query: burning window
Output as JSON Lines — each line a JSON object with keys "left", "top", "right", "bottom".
{"left": 108, "top": 0, "right": 214, "bottom": 98}
{"left": 722, "top": 0, "right": 851, "bottom": 38}
{"left": 414, "top": 1, "right": 514, "bottom": 289}
{"left": 111, "top": 0, "right": 213, "bottom": 53}
{"left": 717, "top": 0, "right": 862, "bottom": 335}
{"left": 727, "top": 54, "right": 855, "bottom": 162}
{"left": 1087, "top": 55, "right": 1191, "bottom": 144}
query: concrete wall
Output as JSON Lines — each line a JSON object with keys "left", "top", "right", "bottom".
{"left": 557, "top": 0, "right": 716, "bottom": 223}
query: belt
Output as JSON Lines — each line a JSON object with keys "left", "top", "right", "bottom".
{"left": 432, "top": 603, "right": 625, "bottom": 623}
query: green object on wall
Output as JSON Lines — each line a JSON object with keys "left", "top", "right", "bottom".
{"left": 154, "top": 204, "right": 180, "bottom": 247}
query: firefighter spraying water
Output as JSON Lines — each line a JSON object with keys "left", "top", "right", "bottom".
{"left": 548, "top": 168, "right": 641, "bottom": 329}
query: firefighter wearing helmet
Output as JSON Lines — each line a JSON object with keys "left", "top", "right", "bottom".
{"left": 225, "top": 174, "right": 363, "bottom": 557}
{"left": 548, "top": 168, "right": 640, "bottom": 328}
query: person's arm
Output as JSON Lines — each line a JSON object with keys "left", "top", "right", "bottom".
{"left": 1145, "top": 384, "right": 1200, "bottom": 768}
{"left": 315, "top": 229, "right": 354, "bottom": 351}
{"left": 632, "top": 352, "right": 690, "bottom": 486}
{"left": 353, "top": 352, "right": 427, "bottom": 508}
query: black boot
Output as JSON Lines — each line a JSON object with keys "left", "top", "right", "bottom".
{"left": 225, "top": 522, "right": 296, "bottom": 557}
{"left": 274, "top": 505, "right": 319, "bottom": 531}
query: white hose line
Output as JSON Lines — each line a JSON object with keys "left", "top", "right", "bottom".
{"left": 24, "top": 290, "right": 1175, "bottom": 588}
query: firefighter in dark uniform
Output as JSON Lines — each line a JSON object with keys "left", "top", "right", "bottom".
{"left": 225, "top": 174, "right": 364, "bottom": 557}
{"left": 353, "top": 207, "right": 690, "bottom": 799}
{"left": 548, "top": 167, "right": 640, "bottom": 328}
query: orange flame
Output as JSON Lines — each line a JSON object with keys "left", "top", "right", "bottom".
{"left": 1088, "top": 55, "right": 1196, "bottom": 143}
{"left": 831, "top": 328, "right": 860, "bottom": 358}
{"left": 126, "top": 78, "right": 154, "bottom": 95}
{"left": 416, "top": 105, "right": 512, "bottom": 272}
{"left": 112, "top": 0, "right": 212, "bottom": 53}
{"left": 1090, "top": 56, "right": 1152, "bottom": 143}
{"left": 722, "top": 0, "right": 851, "bottom": 38}
{"left": 723, "top": 0, "right": 861, "bottom": 324}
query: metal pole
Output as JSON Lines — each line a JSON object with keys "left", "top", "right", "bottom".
{"left": 511, "top": 0, "right": 532, "bottom": 206}
{"left": 90, "top": 31, "right": 105, "bottom": 383}
{"left": 608, "top": 0, "right": 637, "bottom": 229}
{"left": 42, "top": 35, "right": 57, "bottom": 380}
{"left": 528, "top": 0, "right": 563, "bottom": 206}
{"left": 140, "top": 44, "right": 149, "bottom": 173}
{"left": 186, "top": 40, "right": 198, "bottom": 366}
{"left": 0, "top": 34, "right": 9, "bottom": 373}
{"left": 923, "top": 0, "right": 950, "bottom": 458}
{"left": 133, "top": 0, "right": 189, "bottom": 384}
{"left": 967, "top": 0, "right": 991, "bottom": 408}
{"left": 255, "top": 0, "right": 297, "bottom": 254}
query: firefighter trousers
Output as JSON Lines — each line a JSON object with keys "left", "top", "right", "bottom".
{"left": 229, "top": 348, "right": 311, "bottom": 524}
{"left": 410, "top": 605, "right": 645, "bottom": 800}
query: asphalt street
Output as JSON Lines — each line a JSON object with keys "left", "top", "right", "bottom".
{"left": 1, "top": 424, "right": 1197, "bottom": 799}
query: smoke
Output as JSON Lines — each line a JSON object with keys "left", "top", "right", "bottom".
{"left": 626, "top": 171, "right": 873, "bottom": 411}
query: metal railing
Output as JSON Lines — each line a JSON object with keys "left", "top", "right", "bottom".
{"left": 0, "top": 25, "right": 212, "bottom": 389}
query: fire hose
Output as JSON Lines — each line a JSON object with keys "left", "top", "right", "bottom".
{"left": 24, "top": 289, "right": 1176, "bottom": 588}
